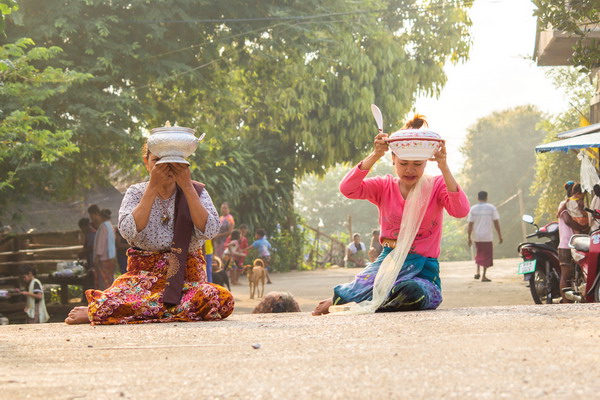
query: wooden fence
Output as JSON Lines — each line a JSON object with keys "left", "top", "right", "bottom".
{"left": 303, "top": 224, "right": 347, "bottom": 268}
{"left": 0, "top": 231, "right": 84, "bottom": 307}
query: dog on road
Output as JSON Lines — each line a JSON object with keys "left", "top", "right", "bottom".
{"left": 244, "top": 258, "right": 266, "bottom": 299}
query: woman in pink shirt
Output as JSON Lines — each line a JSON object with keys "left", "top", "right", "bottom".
{"left": 313, "top": 114, "right": 470, "bottom": 315}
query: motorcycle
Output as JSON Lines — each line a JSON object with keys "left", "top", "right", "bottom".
{"left": 565, "top": 208, "right": 600, "bottom": 302}
{"left": 517, "top": 215, "right": 561, "bottom": 304}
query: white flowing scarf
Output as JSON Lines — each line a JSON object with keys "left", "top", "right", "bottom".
{"left": 329, "top": 175, "right": 435, "bottom": 314}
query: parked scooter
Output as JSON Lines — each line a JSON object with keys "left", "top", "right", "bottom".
{"left": 566, "top": 208, "right": 600, "bottom": 302}
{"left": 518, "top": 215, "right": 561, "bottom": 304}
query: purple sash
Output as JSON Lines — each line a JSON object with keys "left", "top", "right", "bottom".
{"left": 163, "top": 181, "right": 205, "bottom": 306}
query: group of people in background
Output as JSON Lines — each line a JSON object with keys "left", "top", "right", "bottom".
{"left": 344, "top": 230, "right": 383, "bottom": 269}
{"left": 78, "top": 205, "right": 127, "bottom": 296}
{"left": 209, "top": 202, "right": 273, "bottom": 285}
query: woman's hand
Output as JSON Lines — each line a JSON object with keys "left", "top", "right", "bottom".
{"left": 170, "top": 163, "right": 193, "bottom": 189}
{"left": 430, "top": 142, "right": 449, "bottom": 170}
{"left": 147, "top": 163, "right": 173, "bottom": 191}
{"left": 360, "top": 132, "right": 389, "bottom": 171}
{"left": 373, "top": 132, "right": 389, "bottom": 158}
{"left": 431, "top": 141, "right": 460, "bottom": 192}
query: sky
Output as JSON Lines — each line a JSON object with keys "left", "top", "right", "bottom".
{"left": 415, "top": 0, "right": 569, "bottom": 174}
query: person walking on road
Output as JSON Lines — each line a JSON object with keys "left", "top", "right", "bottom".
{"left": 467, "top": 191, "right": 502, "bottom": 282}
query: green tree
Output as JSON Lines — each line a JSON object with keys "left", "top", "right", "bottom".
{"left": 531, "top": 67, "right": 595, "bottom": 221}
{"left": 295, "top": 159, "right": 393, "bottom": 237}
{"left": 461, "top": 105, "right": 546, "bottom": 257}
{"left": 3, "top": 0, "right": 473, "bottom": 233}
{"left": 533, "top": 0, "right": 600, "bottom": 73}
{"left": 0, "top": 2, "right": 91, "bottom": 201}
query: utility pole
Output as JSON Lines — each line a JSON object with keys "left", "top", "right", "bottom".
{"left": 517, "top": 188, "right": 527, "bottom": 240}
{"left": 347, "top": 215, "right": 353, "bottom": 239}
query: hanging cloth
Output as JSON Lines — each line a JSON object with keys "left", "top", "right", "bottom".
{"left": 578, "top": 150, "right": 600, "bottom": 193}
{"left": 163, "top": 181, "right": 204, "bottom": 306}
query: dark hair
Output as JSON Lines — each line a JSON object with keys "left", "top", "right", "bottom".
{"left": 78, "top": 218, "right": 90, "bottom": 230}
{"left": 101, "top": 209, "right": 112, "bottom": 220}
{"left": 477, "top": 191, "right": 488, "bottom": 201}
{"left": 564, "top": 181, "right": 575, "bottom": 197}
{"left": 256, "top": 228, "right": 266, "bottom": 237}
{"left": 230, "top": 229, "right": 241, "bottom": 241}
{"left": 402, "top": 113, "right": 428, "bottom": 130}
{"left": 239, "top": 224, "right": 248, "bottom": 230}
{"left": 372, "top": 229, "right": 380, "bottom": 236}
{"left": 87, "top": 204, "right": 101, "bottom": 216}
{"left": 353, "top": 233, "right": 361, "bottom": 239}
{"left": 571, "top": 183, "right": 583, "bottom": 195}
{"left": 18, "top": 265, "right": 36, "bottom": 276}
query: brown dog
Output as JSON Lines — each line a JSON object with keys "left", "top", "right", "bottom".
{"left": 243, "top": 259, "right": 267, "bottom": 299}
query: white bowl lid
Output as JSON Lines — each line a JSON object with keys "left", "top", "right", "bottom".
{"left": 386, "top": 128, "right": 443, "bottom": 143}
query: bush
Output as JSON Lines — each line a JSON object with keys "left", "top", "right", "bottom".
{"left": 269, "top": 225, "right": 308, "bottom": 272}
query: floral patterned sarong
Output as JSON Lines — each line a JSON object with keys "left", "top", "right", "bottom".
{"left": 86, "top": 248, "right": 234, "bottom": 325}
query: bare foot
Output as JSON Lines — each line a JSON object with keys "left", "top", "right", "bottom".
{"left": 312, "top": 298, "right": 333, "bottom": 316}
{"left": 65, "top": 306, "right": 91, "bottom": 325}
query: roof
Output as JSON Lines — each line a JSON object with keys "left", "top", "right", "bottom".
{"left": 535, "top": 122, "right": 600, "bottom": 153}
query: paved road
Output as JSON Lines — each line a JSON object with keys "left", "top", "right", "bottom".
{"left": 5, "top": 258, "right": 594, "bottom": 400}
{"left": 2, "top": 303, "right": 600, "bottom": 399}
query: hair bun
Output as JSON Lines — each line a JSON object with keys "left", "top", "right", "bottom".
{"left": 403, "top": 114, "right": 428, "bottom": 130}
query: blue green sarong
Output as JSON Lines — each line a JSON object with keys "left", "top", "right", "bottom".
{"left": 333, "top": 247, "right": 443, "bottom": 312}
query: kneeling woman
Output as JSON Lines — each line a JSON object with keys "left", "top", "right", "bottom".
{"left": 313, "top": 114, "right": 469, "bottom": 315}
{"left": 66, "top": 145, "right": 234, "bottom": 324}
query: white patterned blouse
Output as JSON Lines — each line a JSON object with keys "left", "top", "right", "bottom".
{"left": 118, "top": 182, "right": 220, "bottom": 252}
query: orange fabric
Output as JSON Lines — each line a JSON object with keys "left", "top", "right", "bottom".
{"left": 94, "top": 259, "right": 116, "bottom": 291}
{"left": 86, "top": 249, "right": 234, "bottom": 325}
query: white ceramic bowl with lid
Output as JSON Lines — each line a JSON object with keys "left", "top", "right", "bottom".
{"left": 385, "top": 129, "right": 444, "bottom": 160}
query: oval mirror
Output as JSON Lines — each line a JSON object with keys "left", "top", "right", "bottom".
{"left": 522, "top": 214, "right": 534, "bottom": 224}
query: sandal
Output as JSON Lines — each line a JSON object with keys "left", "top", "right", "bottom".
{"left": 481, "top": 277, "right": 491, "bottom": 282}
{"left": 474, "top": 274, "right": 480, "bottom": 280}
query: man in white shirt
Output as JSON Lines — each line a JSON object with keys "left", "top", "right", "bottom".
{"left": 467, "top": 191, "right": 503, "bottom": 282}
{"left": 345, "top": 233, "right": 367, "bottom": 268}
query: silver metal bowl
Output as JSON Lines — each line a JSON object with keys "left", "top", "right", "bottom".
{"left": 147, "top": 126, "right": 204, "bottom": 165}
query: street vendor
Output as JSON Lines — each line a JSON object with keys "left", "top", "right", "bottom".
{"left": 65, "top": 142, "right": 234, "bottom": 324}
{"left": 312, "top": 114, "right": 470, "bottom": 315}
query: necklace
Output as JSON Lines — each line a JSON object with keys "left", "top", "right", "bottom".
{"left": 158, "top": 195, "right": 174, "bottom": 225}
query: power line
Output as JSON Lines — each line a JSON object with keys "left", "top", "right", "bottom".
{"left": 130, "top": 1, "right": 478, "bottom": 89}
{"left": 126, "top": 1, "right": 478, "bottom": 25}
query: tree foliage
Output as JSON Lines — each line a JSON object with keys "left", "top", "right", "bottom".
{"left": 295, "top": 160, "right": 392, "bottom": 237}
{"left": 531, "top": 67, "right": 595, "bottom": 221}
{"left": 0, "top": 2, "right": 91, "bottom": 197}
{"left": 461, "top": 105, "right": 546, "bottom": 257}
{"left": 533, "top": 0, "right": 600, "bottom": 73}
{"left": 2, "top": 0, "right": 472, "bottom": 233}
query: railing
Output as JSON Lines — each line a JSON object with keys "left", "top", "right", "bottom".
{"left": 302, "top": 224, "right": 347, "bottom": 268}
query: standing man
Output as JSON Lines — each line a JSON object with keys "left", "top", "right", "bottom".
{"left": 467, "top": 191, "right": 502, "bottom": 282}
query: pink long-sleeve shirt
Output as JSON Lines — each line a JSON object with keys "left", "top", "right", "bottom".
{"left": 340, "top": 163, "right": 470, "bottom": 258}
